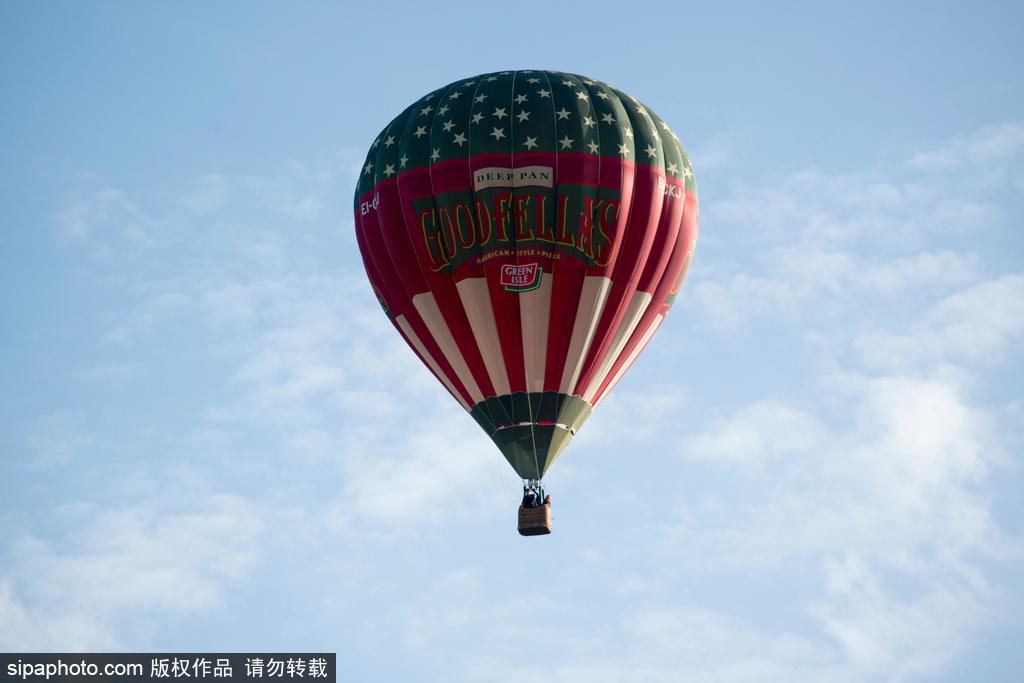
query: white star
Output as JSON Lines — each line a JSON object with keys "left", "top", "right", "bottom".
{"left": 430, "top": 148, "right": 441, "bottom": 162}
{"left": 442, "top": 119, "right": 455, "bottom": 132}
{"left": 562, "top": 79, "right": 574, "bottom": 87}
{"left": 399, "top": 154, "right": 409, "bottom": 167}
{"left": 491, "top": 127, "right": 506, "bottom": 140}
{"left": 471, "top": 112, "right": 484, "bottom": 124}
{"left": 635, "top": 105, "right": 648, "bottom": 116}
{"left": 463, "top": 80, "right": 476, "bottom": 86}
{"left": 486, "top": 76, "right": 498, "bottom": 81}
{"left": 422, "top": 94, "right": 435, "bottom": 101}
{"left": 582, "top": 115, "right": 596, "bottom": 128}
{"left": 583, "top": 79, "right": 596, "bottom": 85}
{"left": 371, "top": 137, "right": 380, "bottom": 148}
{"left": 683, "top": 166, "right": 693, "bottom": 179}
{"left": 523, "top": 136, "right": 538, "bottom": 150}
{"left": 493, "top": 107, "right": 507, "bottom": 120}
{"left": 666, "top": 161, "right": 679, "bottom": 175}
{"left": 559, "top": 135, "right": 574, "bottom": 149}
{"left": 383, "top": 163, "right": 396, "bottom": 177}
{"left": 618, "top": 143, "right": 630, "bottom": 157}
{"left": 601, "top": 112, "right": 615, "bottom": 124}
{"left": 420, "top": 105, "right": 433, "bottom": 116}
{"left": 537, "top": 89, "right": 551, "bottom": 98}
{"left": 384, "top": 135, "right": 395, "bottom": 147}
{"left": 363, "top": 161, "right": 374, "bottom": 175}
{"left": 438, "top": 104, "right": 450, "bottom": 115}
{"left": 414, "top": 125, "right": 427, "bottom": 138}
{"left": 527, "top": 77, "right": 541, "bottom": 84}
{"left": 660, "top": 121, "right": 671, "bottom": 131}
{"left": 448, "top": 91, "right": 462, "bottom": 100}
{"left": 453, "top": 132, "right": 467, "bottom": 146}
{"left": 596, "top": 91, "right": 610, "bottom": 100}
{"left": 624, "top": 127, "right": 633, "bottom": 138}
{"left": 587, "top": 140, "right": 599, "bottom": 154}
{"left": 555, "top": 107, "right": 571, "bottom": 120}
{"left": 645, "top": 144, "right": 658, "bottom": 158}
{"left": 575, "top": 90, "right": 589, "bottom": 101}
{"left": 515, "top": 111, "right": 529, "bottom": 123}
{"left": 514, "top": 94, "right": 528, "bottom": 104}
{"left": 474, "top": 93, "right": 487, "bottom": 103}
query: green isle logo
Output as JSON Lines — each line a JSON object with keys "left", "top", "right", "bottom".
{"left": 500, "top": 263, "right": 543, "bottom": 293}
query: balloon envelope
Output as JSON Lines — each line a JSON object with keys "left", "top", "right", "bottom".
{"left": 354, "top": 70, "right": 698, "bottom": 480}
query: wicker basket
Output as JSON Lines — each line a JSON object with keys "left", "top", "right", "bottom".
{"left": 518, "top": 503, "right": 552, "bottom": 536}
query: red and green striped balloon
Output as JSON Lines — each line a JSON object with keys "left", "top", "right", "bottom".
{"left": 354, "top": 70, "right": 698, "bottom": 480}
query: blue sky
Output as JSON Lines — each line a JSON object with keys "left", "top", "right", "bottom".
{"left": 2, "top": 1, "right": 1023, "bottom": 680}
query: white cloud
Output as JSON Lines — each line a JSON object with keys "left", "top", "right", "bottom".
{"left": 445, "top": 602, "right": 842, "bottom": 683}
{"left": 55, "top": 162, "right": 338, "bottom": 274}
{"left": 578, "top": 387, "right": 686, "bottom": 444}
{"left": 682, "top": 399, "right": 827, "bottom": 465}
{"left": 688, "top": 130, "right": 748, "bottom": 172}
{"left": 857, "top": 274, "right": 1024, "bottom": 371}
{"left": 55, "top": 188, "right": 158, "bottom": 259}
{"left": 22, "top": 413, "right": 99, "bottom": 469}
{"left": 21, "top": 123, "right": 1022, "bottom": 676}
{"left": 686, "top": 272, "right": 798, "bottom": 328}
{"left": 848, "top": 250, "right": 977, "bottom": 293}
{"left": 691, "top": 123, "right": 1022, "bottom": 332}
{"left": 74, "top": 362, "right": 143, "bottom": 383}
{"left": 908, "top": 122, "right": 1024, "bottom": 172}
{"left": 236, "top": 161, "right": 333, "bottom": 223}
{"left": 812, "top": 552, "right": 990, "bottom": 681}
{"left": 328, "top": 413, "right": 496, "bottom": 527}
{"left": 0, "top": 494, "right": 260, "bottom": 649}
{"left": 685, "top": 374, "right": 1003, "bottom": 561}
{"left": 674, "top": 373, "right": 1007, "bottom": 677}
{"left": 181, "top": 173, "right": 231, "bottom": 214}
{"left": 71, "top": 172, "right": 502, "bottom": 529}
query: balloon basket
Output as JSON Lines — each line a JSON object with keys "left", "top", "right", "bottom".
{"left": 518, "top": 503, "right": 552, "bottom": 536}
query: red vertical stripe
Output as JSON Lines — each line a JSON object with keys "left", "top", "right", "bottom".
{"left": 592, "top": 189, "right": 698, "bottom": 404}
{"left": 393, "top": 166, "right": 498, "bottom": 398}
{"left": 354, "top": 197, "right": 474, "bottom": 407}
{"left": 572, "top": 165, "right": 663, "bottom": 395}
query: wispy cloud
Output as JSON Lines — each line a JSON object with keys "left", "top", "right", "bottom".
{"left": 908, "top": 122, "right": 1024, "bottom": 173}
{"left": 74, "top": 362, "right": 144, "bottom": 383}
{"left": 857, "top": 274, "right": 1024, "bottom": 371}
{"left": 0, "top": 494, "right": 260, "bottom": 650}
{"left": 8, "top": 121, "right": 1021, "bottom": 679}
{"left": 655, "top": 122, "right": 1024, "bottom": 679}
{"left": 689, "top": 125, "right": 1023, "bottom": 335}
{"left": 682, "top": 398, "right": 828, "bottom": 466}
{"left": 55, "top": 188, "right": 158, "bottom": 260}
{"left": 812, "top": 550, "right": 990, "bottom": 681}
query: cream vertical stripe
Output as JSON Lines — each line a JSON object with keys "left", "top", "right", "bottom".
{"left": 518, "top": 275, "right": 553, "bottom": 392}
{"left": 411, "top": 292, "right": 485, "bottom": 404}
{"left": 455, "top": 277, "right": 512, "bottom": 396}
{"left": 558, "top": 276, "right": 612, "bottom": 395}
{"left": 395, "top": 314, "right": 472, "bottom": 411}
{"left": 593, "top": 314, "right": 664, "bottom": 407}
{"left": 582, "top": 291, "right": 654, "bottom": 402}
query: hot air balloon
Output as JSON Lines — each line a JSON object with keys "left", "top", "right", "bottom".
{"left": 353, "top": 70, "right": 698, "bottom": 534}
